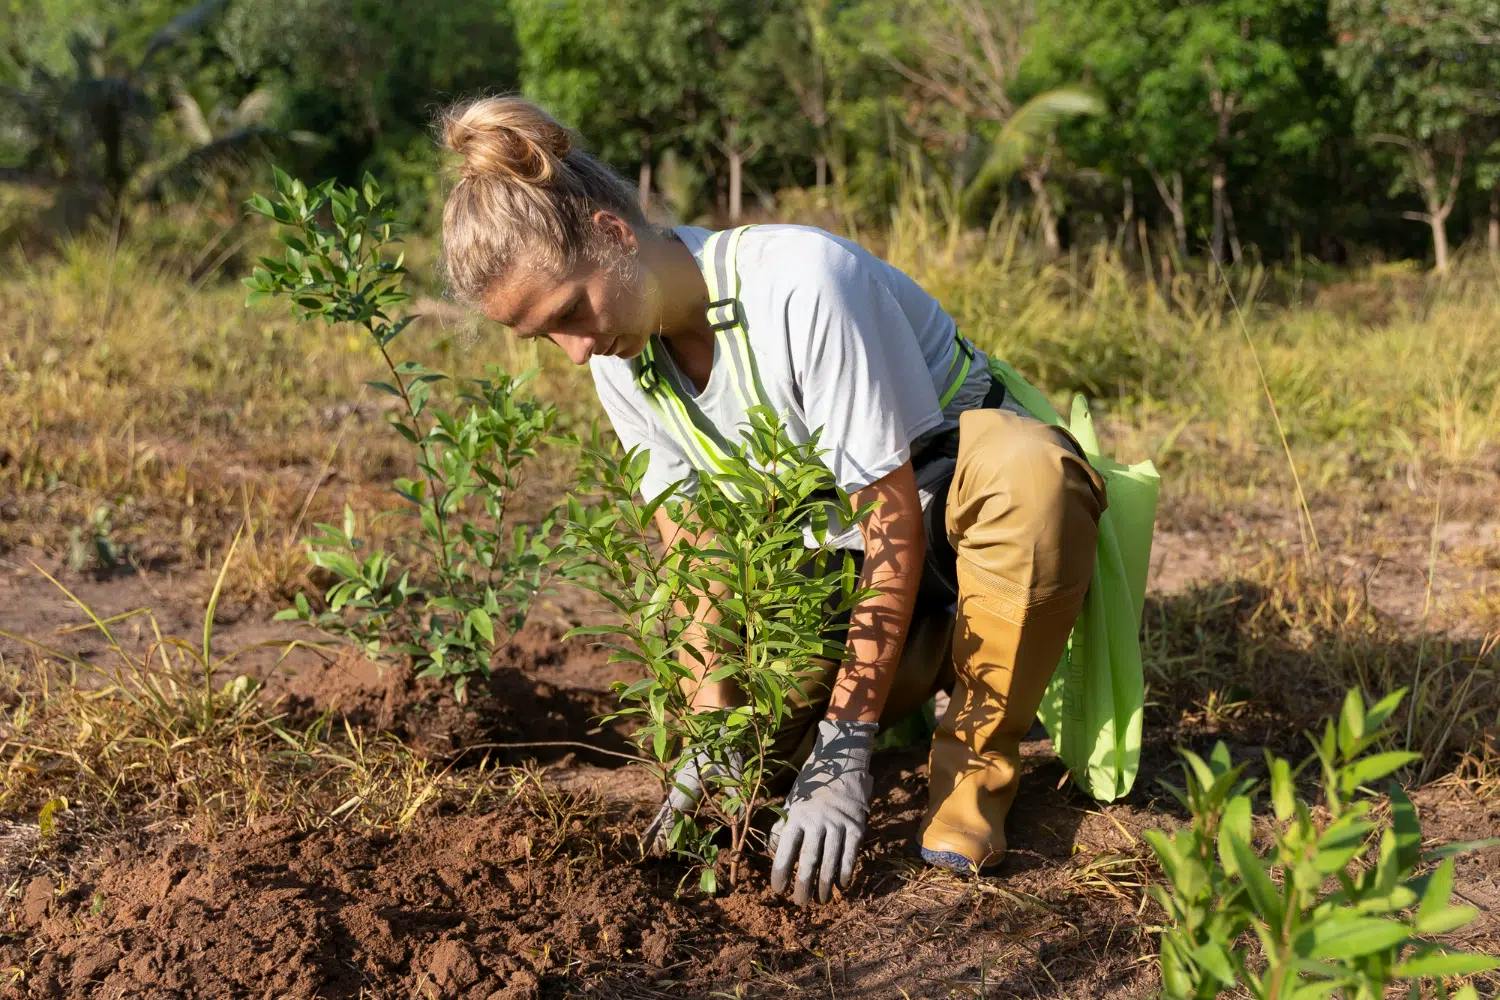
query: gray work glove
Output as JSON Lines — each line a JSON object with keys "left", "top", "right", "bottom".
{"left": 642, "top": 746, "right": 743, "bottom": 856}
{"left": 768, "top": 719, "right": 878, "bottom": 905}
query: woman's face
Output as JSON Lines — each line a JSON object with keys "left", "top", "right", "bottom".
{"left": 480, "top": 245, "right": 655, "bottom": 366}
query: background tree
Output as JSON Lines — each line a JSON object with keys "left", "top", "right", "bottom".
{"left": 1329, "top": 0, "right": 1500, "bottom": 271}
{"left": 0, "top": 1, "right": 279, "bottom": 231}
{"left": 1021, "top": 0, "right": 1329, "bottom": 263}
{"left": 863, "top": 0, "right": 1101, "bottom": 255}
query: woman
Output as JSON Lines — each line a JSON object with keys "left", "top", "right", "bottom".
{"left": 438, "top": 96, "right": 1106, "bottom": 906}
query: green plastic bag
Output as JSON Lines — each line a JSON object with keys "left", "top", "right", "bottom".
{"left": 988, "top": 359, "right": 1159, "bottom": 802}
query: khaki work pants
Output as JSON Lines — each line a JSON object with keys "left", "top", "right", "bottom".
{"left": 779, "top": 406, "right": 1106, "bottom": 868}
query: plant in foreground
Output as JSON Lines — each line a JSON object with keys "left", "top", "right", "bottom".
{"left": 1146, "top": 687, "right": 1499, "bottom": 999}
{"left": 562, "top": 407, "right": 873, "bottom": 890}
{"left": 244, "top": 169, "right": 562, "bottom": 699}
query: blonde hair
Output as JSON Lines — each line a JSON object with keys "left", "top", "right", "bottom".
{"left": 438, "top": 95, "right": 646, "bottom": 305}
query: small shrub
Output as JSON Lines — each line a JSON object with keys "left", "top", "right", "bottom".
{"left": 561, "top": 407, "right": 873, "bottom": 890}
{"left": 1146, "top": 687, "right": 1499, "bottom": 999}
{"left": 244, "top": 169, "right": 562, "bottom": 699}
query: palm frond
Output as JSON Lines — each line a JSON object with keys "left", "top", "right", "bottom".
{"left": 172, "top": 85, "right": 214, "bottom": 146}
{"left": 966, "top": 87, "right": 1103, "bottom": 200}
{"left": 135, "top": 126, "right": 277, "bottom": 201}
{"left": 230, "top": 89, "right": 276, "bottom": 129}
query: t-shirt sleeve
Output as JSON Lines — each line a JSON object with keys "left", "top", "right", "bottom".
{"left": 588, "top": 360, "right": 697, "bottom": 500}
{"left": 787, "top": 242, "right": 945, "bottom": 493}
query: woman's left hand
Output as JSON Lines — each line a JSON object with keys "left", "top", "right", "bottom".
{"left": 768, "top": 719, "right": 878, "bottom": 905}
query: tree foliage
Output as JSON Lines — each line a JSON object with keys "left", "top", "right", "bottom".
{"left": 4, "top": 0, "right": 1500, "bottom": 265}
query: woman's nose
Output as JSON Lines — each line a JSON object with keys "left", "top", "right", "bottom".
{"left": 550, "top": 332, "right": 592, "bottom": 366}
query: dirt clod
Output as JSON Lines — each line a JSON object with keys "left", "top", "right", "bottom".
{"left": 19, "top": 876, "right": 52, "bottom": 927}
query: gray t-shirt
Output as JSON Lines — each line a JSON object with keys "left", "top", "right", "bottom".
{"left": 590, "top": 224, "right": 1024, "bottom": 547}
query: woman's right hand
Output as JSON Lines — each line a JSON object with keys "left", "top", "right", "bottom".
{"left": 642, "top": 747, "right": 743, "bottom": 856}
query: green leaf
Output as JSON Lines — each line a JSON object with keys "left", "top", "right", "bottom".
{"left": 1338, "top": 688, "right": 1365, "bottom": 757}
{"left": 1190, "top": 942, "right": 1236, "bottom": 986}
{"left": 1314, "top": 813, "right": 1376, "bottom": 873}
{"left": 1392, "top": 949, "right": 1500, "bottom": 979}
{"left": 1295, "top": 915, "right": 1410, "bottom": 960}
{"left": 1388, "top": 782, "right": 1421, "bottom": 872}
{"left": 1223, "top": 832, "right": 1282, "bottom": 931}
{"left": 1339, "top": 751, "right": 1420, "bottom": 794}
{"left": 1218, "top": 794, "right": 1253, "bottom": 876}
{"left": 1364, "top": 687, "right": 1407, "bottom": 733}
{"left": 1414, "top": 859, "right": 1480, "bottom": 935}
{"left": 1269, "top": 754, "right": 1295, "bottom": 822}
{"left": 467, "top": 608, "right": 494, "bottom": 644}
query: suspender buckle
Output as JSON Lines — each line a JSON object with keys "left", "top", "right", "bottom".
{"left": 706, "top": 296, "right": 742, "bottom": 332}
{"left": 633, "top": 343, "right": 661, "bottom": 392}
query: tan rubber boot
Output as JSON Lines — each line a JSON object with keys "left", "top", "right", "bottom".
{"left": 918, "top": 408, "right": 1104, "bottom": 871}
{"left": 917, "top": 561, "right": 1085, "bottom": 869}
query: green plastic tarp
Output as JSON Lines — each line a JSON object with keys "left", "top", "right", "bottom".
{"left": 988, "top": 359, "right": 1160, "bottom": 802}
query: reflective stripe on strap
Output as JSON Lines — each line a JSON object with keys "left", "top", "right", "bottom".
{"left": 635, "top": 339, "right": 734, "bottom": 476}
{"left": 635, "top": 225, "right": 977, "bottom": 482}
{"left": 703, "top": 227, "right": 770, "bottom": 417}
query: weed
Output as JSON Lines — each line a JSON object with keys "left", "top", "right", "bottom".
{"left": 65, "top": 503, "right": 126, "bottom": 576}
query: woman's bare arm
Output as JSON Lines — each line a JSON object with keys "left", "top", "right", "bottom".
{"left": 825, "top": 461, "right": 925, "bottom": 723}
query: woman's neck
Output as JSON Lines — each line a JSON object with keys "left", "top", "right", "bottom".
{"left": 642, "top": 229, "right": 715, "bottom": 389}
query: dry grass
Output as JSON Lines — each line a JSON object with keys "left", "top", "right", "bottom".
{"left": 0, "top": 555, "right": 518, "bottom": 839}
{"left": 0, "top": 203, "right": 1496, "bottom": 874}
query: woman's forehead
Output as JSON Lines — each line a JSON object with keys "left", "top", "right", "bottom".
{"left": 482, "top": 264, "right": 586, "bottom": 331}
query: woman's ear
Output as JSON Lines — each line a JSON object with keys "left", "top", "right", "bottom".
{"left": 591, "top": 210, "right": 639, "bottom": 254}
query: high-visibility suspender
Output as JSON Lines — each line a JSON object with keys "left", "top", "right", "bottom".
{"left": 632, "top": 225, "right": 977, "bottom": 476}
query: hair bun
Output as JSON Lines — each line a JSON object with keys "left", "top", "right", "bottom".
{"left": 442, "top": 96, "right": 572, "bottom": 184}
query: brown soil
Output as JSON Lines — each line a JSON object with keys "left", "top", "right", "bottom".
{"left": 4, "top": 745, "right": 1171, "bottom": 1000}
{"left": 2, "top": 503, "right": 1497, "bottom": 998}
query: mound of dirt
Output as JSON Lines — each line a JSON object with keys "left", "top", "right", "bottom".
{"left": 2, "top": 753, "right": 1164, "bottom": 999}
{"left": 282, "top": 629, "right": 633, "bottom": 765}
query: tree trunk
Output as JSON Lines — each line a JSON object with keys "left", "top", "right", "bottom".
{"left": 815, "top": 152, "right": 828, "bottom": 191}
{"left": 1430, "top": 210, "right": 1450, "bottom": 273}
{"left": 638, "top": 157, "right": 652, "bottom": 212}
{"left": 1223, "top": 188, "right": 1243, "bottom": 265}
{"left": 1149, "top": 168, "right": 1188, "bottom": 258}
{"left": 1025, "top": 168, "right": 1060, "bottom": 257}
{"left": 1489, "top": 188, "right": 1499, "bottom": 257}
{"left": 1400, "top": 141, "right": 1463, "bottom": 273}
{"left": 728, "top": 150, "right": 744, "bottom": 222}
{"left": 1210, "top": 156, "right": 1227, "bottom": 265}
